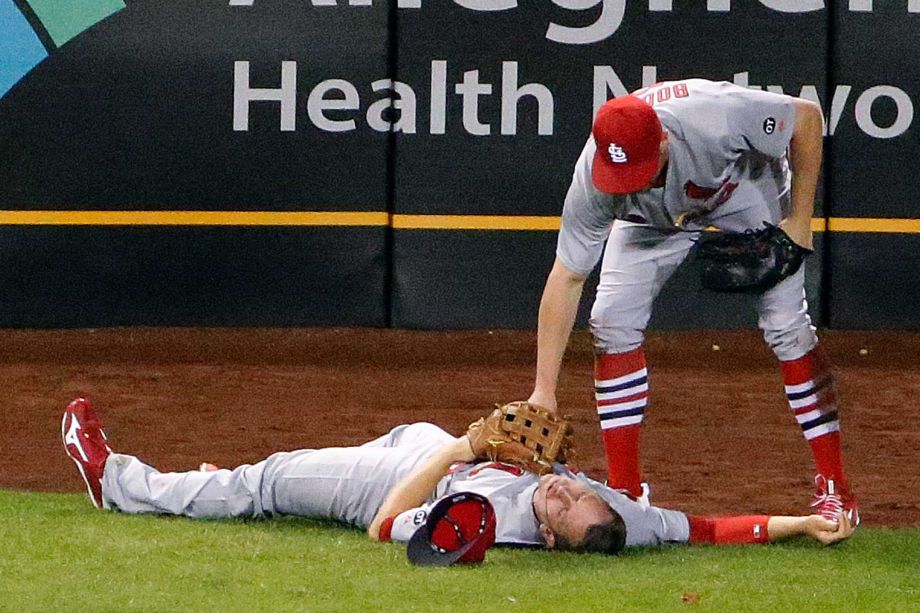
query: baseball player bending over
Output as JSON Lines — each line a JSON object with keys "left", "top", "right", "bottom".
{"left": 63, "top": 398, "right": 853, "bottom": 557}
{"left": 527, "top": 79, "right": 858, "bottom": 523}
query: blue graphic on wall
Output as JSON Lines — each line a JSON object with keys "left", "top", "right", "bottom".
{"left": 0, "top": 0, "right": 125, "bottom": 99}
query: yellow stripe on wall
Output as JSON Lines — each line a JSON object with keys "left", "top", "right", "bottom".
{"left": 0, "top": 211, "right": 919, "bottom": 233}
{"left": 827, "top": 217, "right": 920, "bottom": 234}
{"left": 0, "top": 211, "right": 389, "bottom": 226}
{"left": 392, "top": 214, "right": 560, "bottom": 231}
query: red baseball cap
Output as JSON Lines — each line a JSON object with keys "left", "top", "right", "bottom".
{"left": 591, "top": 96, "right": 663, "bottom": 194}
{"left": 406, "top": 492, "right": 497, "bottom": 567}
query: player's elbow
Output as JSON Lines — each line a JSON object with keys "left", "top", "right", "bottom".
{"left": 367, "top": 517, "right": 382, "bottom": 541}
{"left": 550, "top": 257, "right": 588, "bottom": 286}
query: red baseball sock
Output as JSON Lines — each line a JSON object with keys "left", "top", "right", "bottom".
{"left": 595, "top": 348, "right": 648, "bottom": 498}
{"left": 688, "top": 515, "right": 772, "bottom": 544}
{"left": 780, "top": 346, "right": 848, "bottom": 489}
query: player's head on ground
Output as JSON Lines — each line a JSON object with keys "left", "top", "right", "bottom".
{"left": 533, "top": 474, "right": 626, "bottom": 554}
{"left": 591, "top": 95, "right": 669, "bottom": 195}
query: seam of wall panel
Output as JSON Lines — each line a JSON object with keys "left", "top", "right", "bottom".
{"left": 823, "top": 2, "right": 836, "bottom": 328}
{"left": 384, "top": 2, "right": 399, "bottom": 328}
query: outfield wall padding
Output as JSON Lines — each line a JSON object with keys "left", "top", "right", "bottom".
{"left": 826, "top": 6, "right": 919, "bottom": 328}
{"left": 0, "top": 1, "right": 917, "bottom": 329}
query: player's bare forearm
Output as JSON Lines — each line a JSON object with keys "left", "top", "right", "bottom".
{"left": 767, "top": 513, "right": 854, "bottom": 545}
{"left": 367, "top": 436, "right": 476, "bottom": 541}
{"left": 529, "top": 258, "right": 587, "bottom": 412}
{"left": 783, "top": 98, "right": 824, "bottom": 249}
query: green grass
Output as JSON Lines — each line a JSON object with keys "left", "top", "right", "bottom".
{"left": 0, "top": 491, "right": 916, "bottom": 613}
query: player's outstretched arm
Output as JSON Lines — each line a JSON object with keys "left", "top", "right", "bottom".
{"left": 367, "top": 436, "right": 477, "bottom": 541}
{"left": 689, "top": 512, "right": 854, "bottom": 546}
{"left": 528, "top": 257, "right": 588, "bottom": 412}
{"left": 768, "top": 513, "right": 854, "bottom": 545}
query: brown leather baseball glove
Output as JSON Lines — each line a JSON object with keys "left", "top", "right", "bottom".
{"left": 466, "top": 401, "right": 574, "bottom": 475}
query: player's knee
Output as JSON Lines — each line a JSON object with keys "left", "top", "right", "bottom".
{"left": 762, "top": 322, "right": 817, "bottom": 361}
{"left": 589, "top": 301, "right": 649, "bottom": 354}
{"left": 589, "top": 324, "right": 644, "bottom": 354}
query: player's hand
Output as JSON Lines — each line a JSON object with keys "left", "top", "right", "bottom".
{"left": 779, "top": 216, "right": 814, "bottom": 251}
{"left": 804, "top": 513, "right": 854, "bottom": 545}
{"left": 527, "top": 391, "right": 557, "bottom": 414}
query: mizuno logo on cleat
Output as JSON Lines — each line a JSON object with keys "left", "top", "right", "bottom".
{"left": 64, "top": 415, "right": 89, "bottom": 462}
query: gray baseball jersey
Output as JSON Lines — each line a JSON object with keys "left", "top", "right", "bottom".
{"left": 101, "top": 422, "right": 689, "bottom": 548}
{"left": 558, "top": 79, "right": 797, "bottom": 278}
{"left": 390, "top": 462, "right": 688, "bottom": 547}
{"left": 554, "top": 79, "right": 815, "bottom": 360}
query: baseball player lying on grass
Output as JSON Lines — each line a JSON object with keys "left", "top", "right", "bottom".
{"left": 62, "top": 398, "right": 853, "bottom": 564}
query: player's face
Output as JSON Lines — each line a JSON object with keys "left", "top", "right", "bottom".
{"left": 533, "top": 474, "right": 613, "bottom": 548}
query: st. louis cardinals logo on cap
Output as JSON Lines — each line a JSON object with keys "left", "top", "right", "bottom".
{"left": 608, "top": 143, "right": 628, "bottom": 164}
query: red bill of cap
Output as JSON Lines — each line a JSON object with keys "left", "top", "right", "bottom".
{"left": 406, "top": 492, "right": 497, "bottom": 567}
{"left": 591, "top": 95, "right": 663, "bottom": 194}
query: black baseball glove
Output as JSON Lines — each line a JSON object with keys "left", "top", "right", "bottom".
{"left": 695, "top": 223, "right": 813, "bottom": 294}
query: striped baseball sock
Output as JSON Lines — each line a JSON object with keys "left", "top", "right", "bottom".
{"left": 595, "top": 348, "right": 648, "bottom": 498}
{"left": 780, "top": 346, "right": 848, "bottom": 489}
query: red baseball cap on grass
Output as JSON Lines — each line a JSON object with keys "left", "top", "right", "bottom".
{"left": 591, "top": 96, "right": 663, "bottom": 194}
{"left": 406, "top": 492, "right": 496, "bottom": 567}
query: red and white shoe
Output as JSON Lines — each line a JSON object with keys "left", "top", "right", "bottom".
{"left": 611, "top": 482, "right": 651, "bottom": 509}
{"left": 810, "top": 474, "right": 860, "bottom": 527}
{"left": 61, "top": 398, "right": 112, "bottom": 509}
{"left": 633, "top": 482, "right": 651, "bottom": 509}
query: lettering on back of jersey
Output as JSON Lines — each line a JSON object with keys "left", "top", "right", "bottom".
{"left": 635, "top": 82, "right": 691, "bottom": 107}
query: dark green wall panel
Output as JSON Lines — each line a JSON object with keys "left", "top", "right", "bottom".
{"left": 0, "top": 227, "right": 387, "bottom": 327}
